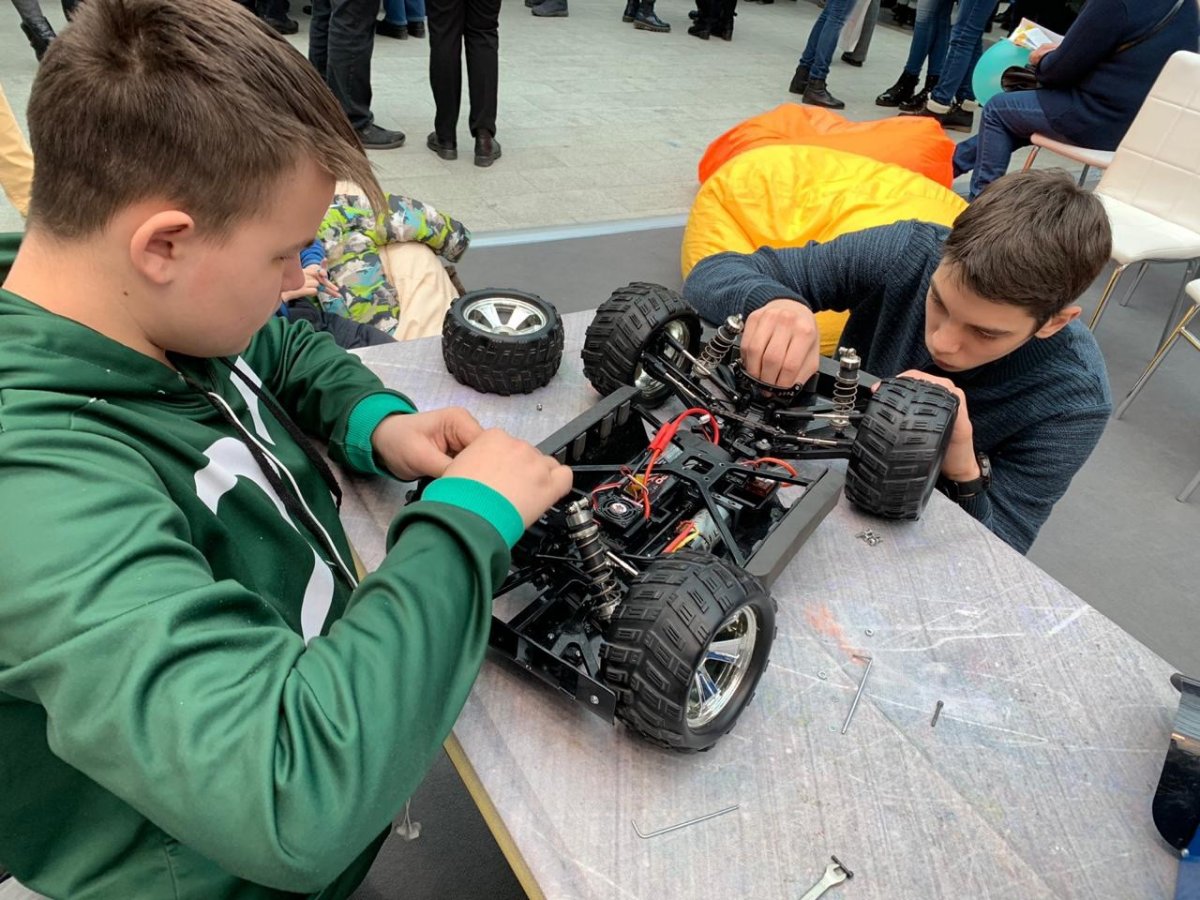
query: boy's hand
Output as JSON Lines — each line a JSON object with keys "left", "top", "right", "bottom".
{"left": 372, "top": 408, "right": 484, "bottom": 481}
{"left": 891, "top": 371, "right": 980, "bottom": 482}
{"left": 281, "top": 264, "right": 323, "bottom": 302}
{"left": 741, "top": 299, "right": 821, "bottom": 388}
{"left": 1029, "top": 43, "right": 1059, "bottom": 65}
{"left": 441, "top": 429, "right": 574, "bottom": 527}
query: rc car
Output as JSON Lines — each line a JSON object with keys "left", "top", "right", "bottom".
{"left": 442, "top": 282, "right": 958, "bottom": 751}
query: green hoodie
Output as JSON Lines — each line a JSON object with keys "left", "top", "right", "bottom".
{"left": 0, "top": 271, "right": 522, "bottom": 898}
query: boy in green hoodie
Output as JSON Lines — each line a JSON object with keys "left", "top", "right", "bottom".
{"left": 0, "top": 1, "right": 573, "bottom": 897}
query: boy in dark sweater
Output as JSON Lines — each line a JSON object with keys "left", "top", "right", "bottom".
{"left": 682, "top": 170, "right": 1112, "bottom": 554}
{"left": 0, "top": 1, "right": 571, "bottom": 897}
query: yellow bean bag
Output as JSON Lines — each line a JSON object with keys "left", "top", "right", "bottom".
{"left": 682, "top": 144, "right": 967, "bottom": 356}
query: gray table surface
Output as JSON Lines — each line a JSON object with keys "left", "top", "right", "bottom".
{"left": 339, "top": 313, "right": 1181, "bottom": 900}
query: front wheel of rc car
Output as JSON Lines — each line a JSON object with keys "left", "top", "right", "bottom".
{"left": 602, "top": 551, "right": 777, "bottom": 752}
{"left": 442, "top": 289, "right": 564, "bottom": 395}
{"left": 581, "top": 282, "right": 702, "bottom": 407}
{"left": 845, "top": 375, "right": 959, "bottom": 519}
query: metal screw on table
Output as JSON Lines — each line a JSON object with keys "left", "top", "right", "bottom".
{"left": 536, "top": 403, "right": 543, "bottom": 411}
{"left": 818, "top": 670, "right": 828, "bottom": 680}
{"left": 589, "top": 695, "right": 600, "bottom": 705}
{"left": 931, "top": 700, "right": 944, "bottom": 727}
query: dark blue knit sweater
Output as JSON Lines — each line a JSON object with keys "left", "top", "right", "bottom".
{"left": 682, "top": 222, "right": 1112, "bottom": 554}
{"left": 1035, "top": 0, "right": 1199, "bottom": 150}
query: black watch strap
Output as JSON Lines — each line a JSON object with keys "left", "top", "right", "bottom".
{"left": 939, "top": 452, "right": 991, "bottom": 502}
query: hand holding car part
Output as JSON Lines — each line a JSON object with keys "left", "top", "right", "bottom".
{"left": 371, "top": 407, "right": 483, "bottom": 480}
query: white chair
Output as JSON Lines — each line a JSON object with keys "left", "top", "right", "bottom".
{"left": 1022, "top": 133, "right": 1115, "bottom": 186}
{"left": 1083, "top": 51, "right": 1200, "bottom": 343}
{"left": 1115, "top": 279, "right": 1200, "bottom": 502}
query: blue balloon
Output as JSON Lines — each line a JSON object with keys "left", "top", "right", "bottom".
{"left": 971, "top": 40, "right": 1033, "bottom": 106}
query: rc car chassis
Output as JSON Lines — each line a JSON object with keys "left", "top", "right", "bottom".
{"left": 452, "top": 282, "right": 959, "bottom": 752}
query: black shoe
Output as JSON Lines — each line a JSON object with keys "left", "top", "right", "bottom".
{"left": 876, "top": 71, "right": 919, "bottom": 107}
{"left": 940, "top": 101, "right": 975, "bottom": 133}
{"left": 688, "top": 7, "right": 699, "bottom": 17}
{"left": 840, "top": 51, "right": 863, "bottom": 67}
{"left": 407, "top": 20, "right": 426, "bottom": 37}
{"left": 357, "top": 124, "right": 406, "bottom": 150}
{"left": 634, "top": 0, "right": 670, "bottom": 31}
{"left": 892, "top": 4, "right": 914, "bottom": 25}
{"left": 624, "top": 0, "right": 638, "bottom": 20}
{"left": 427, "top": 132, "right": 458, "bottom": 160}
{"left": 898, "top": 75, "right": 937, "bottom": 112}
{"left": 710, "top": 18, "right": 733, "bottom": 39}
{"left": 302, "top": 4, "right": 312, "bottom": 12}
{"left": 263, "top": 15, "right": 300, "bottom": 34}
{"left": 688, "top": 21, "right": 711, "bottom": 37}
{"left": 525, "top": 0, "right": 536, "bottom": 6}
{"left": 20, "top": 18, "right": 56, "bottom": 60}
{"left": 788, "top": 64, "right": 810, "bottom": 95}
{"left": 802, "top": 79, "right": 844, "bottom": 109}
{"left": 375, "top": 19, "right": 409, "bottom": 38}
{"left": 532, "top": 0, "right": 569, "bottom": 16}
{"left": 474, "top": 133, "right": 502, "bottom": 167}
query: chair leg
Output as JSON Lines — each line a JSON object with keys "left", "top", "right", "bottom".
{"left": 1180, "top": 466, "right": 1200, "bottom": 503}
{"left": 1158, "top": 259, "right": 1200, "bottom": 349}
{"left": 1022, "top": 146, "right": 1041, "bottom": 170}
{"left": 1088, "top": 262, "right": 1127, "bottom": 331}
{"left": 1077, "top": 164, "right": 1091, "bottom": 187}
{"left": 1117, "top": 261, "right": 1148, "bottom": 308}
{"left": 1115, "top": 301, "right": 1198, "bottom": 419}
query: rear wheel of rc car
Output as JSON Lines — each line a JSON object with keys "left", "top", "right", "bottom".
{"left": 845, "top": 375, "right": 959, "bottom": 519}
{"left": 581, "top": 282, "right": 702, "bottom": 407}
{"left": 442, "top": 289, "right": 564, "bottom": 395}
{"left": 602, "top": 551, "right": 777, "bottom": 752}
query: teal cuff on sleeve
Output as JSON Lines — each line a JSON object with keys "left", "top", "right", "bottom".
{"left": 345, "top": 392, "right": 418, "bottom": 475}
{"left": 421, "top": 477, "right": 525, "bottom": 549}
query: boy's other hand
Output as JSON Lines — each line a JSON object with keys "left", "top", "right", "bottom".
{"left": 442, "top": 429, "right": 574, "bottom": 527}
{"left": 741, "top": 298, "right": 821, "bottom": 388}
{"left": 281, "top": 264, "right": 323, "bottom": 302}
{"left": 1029, "top": 43, "right": 1059, "bottom": 65}
{"left": 372, "top": 408, "right": 484, "bottom": 481}
{"left": 891, "top": 370, "right": 980, "bottom": 482}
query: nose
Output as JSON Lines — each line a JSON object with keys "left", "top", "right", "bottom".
{"left": 928, "top": 323, "right": 961, "bottom": 358}
{"left": 280, "top": 256, "right": 304, "bottom": 293}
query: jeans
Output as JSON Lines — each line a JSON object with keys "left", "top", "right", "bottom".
{"left": 309, "top": 0, "right": 379, "bottom": 131}
{"left": 952, "top": 89, "right": 1066, "bottom": 199}
{"left": 798, "top": 0, "right": 859, "bottom": 82}
{"left": 929, "top": 0, "right": 992, "bottom": 106}
{"left": 902, "top": 0, "right": 951, "bottom": 79}
{"left": 383, "top": 0, "right": 426, "bottom": 24}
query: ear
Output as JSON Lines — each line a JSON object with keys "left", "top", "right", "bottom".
{"left": 128, "top": 211, "right": 198, "bottom": 286}
{"left": 1034, "top": 305, "right": 1081, "bottom": 339}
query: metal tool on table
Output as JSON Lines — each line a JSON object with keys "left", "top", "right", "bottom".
{"left": 798, "top": 856, "right": 854, "bottom": 899}
{"left": 840, "top": 654, "right": 873, "bottom": 734}
{"left": 631, "top": 804, "right": 739, "bottom": 839}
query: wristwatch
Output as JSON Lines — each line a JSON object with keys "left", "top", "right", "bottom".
{"left": 938, "top": 452, "right": 992, "bottom": 502}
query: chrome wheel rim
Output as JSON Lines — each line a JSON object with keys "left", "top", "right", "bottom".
{"left": 463, "top": 296, "right": 548, "bottom": 336}
{"left": 687, "top": 606, "right": 759, "bottom": 729}
{"left": 634, "top": 319, "right": 692, "bottom": 394}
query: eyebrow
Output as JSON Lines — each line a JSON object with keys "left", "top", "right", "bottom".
{"left": 930, "top": 281, "right": 1013, "bottom": 337}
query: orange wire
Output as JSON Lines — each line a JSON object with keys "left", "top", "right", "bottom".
{"left": 745, "top": 457, "right": 799, "bottom": 477}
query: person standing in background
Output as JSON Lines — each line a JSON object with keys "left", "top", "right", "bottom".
{"left": 376, "top": 0, "right": 427, "bottom": 39}
{"left": 874, "top": 0, "right": 952, "bottom": 110}
{"left": 789, "top": 0, "right": 858, "bottom": 108}
{"left": 0, "top": 84, "right": 33, "bottom": 217}
{"left": 10, "top": 0, "right": 78, "bottom": 61}
{"left": 310, "top": 0, "right": 407, "bottom": 149}
{"left": 425, "top": 0, "right": 502, "bottom": 166}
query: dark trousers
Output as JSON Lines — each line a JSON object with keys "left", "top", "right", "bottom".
{"left": 309, "top": 0, "right": 378, "bottom": 131}
{"left": 427, "top": 0, "right": 501, "bottom": 141}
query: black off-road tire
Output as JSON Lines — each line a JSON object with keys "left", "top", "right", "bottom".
{"left": 581, "top": 282, "right": 702, "bottom": 407}
{"left": 603, "top": 552, "right": 777, "bottom": 752}
{"left": 442, "top": 290, "right": 564, "bottom": 395}
{"left": 845, "top": 375, "right": 959, "bottom": 519}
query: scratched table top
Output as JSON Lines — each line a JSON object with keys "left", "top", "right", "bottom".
{"left": 339, "top": 313, "right": 1180, "bottom": 900}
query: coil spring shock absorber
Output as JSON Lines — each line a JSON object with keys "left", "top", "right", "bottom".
{"left": 698, "top": 314, "right": 745, "bottom": 371}
{"left": 565, "top": 500, "right": 623, "bottom": 620}
{"left": 830, "top": 347, "right": 861, "bottom": 433}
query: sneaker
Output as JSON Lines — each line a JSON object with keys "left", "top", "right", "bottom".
{"left": 427, "top": 132, "right": 458, "bottom": 161}
{"left": 357, "top": 123, "right": 406, "bottom": 150}
{"left": 532, "top": 0, "right": 568, "bottom": 16}
{"left": 375, "top": 19, "right": 409, "bottom": 38}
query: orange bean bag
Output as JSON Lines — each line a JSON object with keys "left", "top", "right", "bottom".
{"left": 682, "top": 145, "right": 967, "bottom": 355}
{"left": 697, "top": 104, "right": 956, "bottom": 188}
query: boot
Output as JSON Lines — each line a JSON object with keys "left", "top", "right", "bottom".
{"left": 898, "top": 74, "right": 938, "bottom": 112}
{"left": 788, "top": 64, "right": 810, "bottom": 95}
{"left": 622, "top": 0, "right": 638, "bottom": 21}
{"left": 687, "top": 0, "right": 713, "bottom": 37}
{"left": 532, "top": 0, "right": 569, "bottom": 16}
{"left": 634, "top": 0, "right": 670, "bottom": 31}
{"left": 875, "top": 71, "right": 919, "bottom": 107}
{"left": 802, "top": 79, "right": 845, "bottom": 109}
{"left": 20, "top": 18, "right": 56, "bottom": 62}
{"left": 709, "top": 0, "right": 736, "bottom": 40}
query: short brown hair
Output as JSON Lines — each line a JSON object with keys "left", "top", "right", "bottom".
{"left": 942, "top": 169, "right": 1112, "bottom": 323}
{"left": 26, "top": 0, "right": 383, "bottom": 239}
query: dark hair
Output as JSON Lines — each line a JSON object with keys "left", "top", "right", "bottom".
{"left": 942, "top": 169, "right": 1112, "bottom": 323}
{"left": 26, "top": 0, "right": 382, "bottom": 238}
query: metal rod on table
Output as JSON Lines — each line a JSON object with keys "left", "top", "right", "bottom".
{"left": 840, "top": 654, "right": 873, "bottom": 735}
{"left": 631, "top": 804, "right": 740, "bottom": 839}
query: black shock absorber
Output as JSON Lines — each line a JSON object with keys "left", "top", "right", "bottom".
{"left": 565, "top": 500, "right": 623, "bottom": 620}
{"left": 698, "top": 314, "right": 745, "bottom": 371}
{"left": 831, "top": 347, "right": 860, "bottom": 433}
